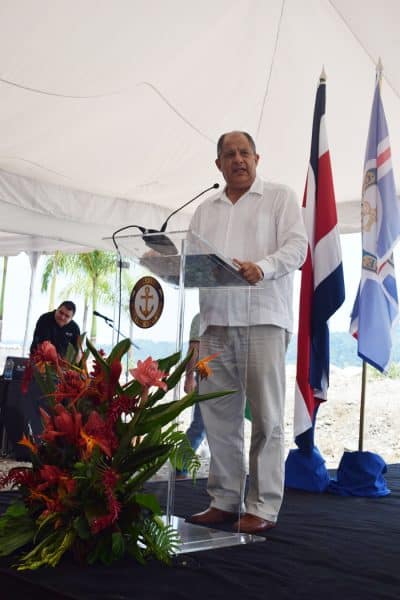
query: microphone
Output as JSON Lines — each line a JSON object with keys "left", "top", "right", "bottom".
{"left": 111, "top": 183, "right": 220, "bottom": 255}
{"left": 160, "top": 183, "right": 219, "bottom": 232}
{"left": 142, "top": 183, "right": 220, "bottom": 254}
{"left": 93, "top": 310, "right": 113, "bottom": 322}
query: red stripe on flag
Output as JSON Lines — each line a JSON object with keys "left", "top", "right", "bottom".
{"left": 377, "top": 146, "right": 391, "bottom": 167}
{"left": 296, "top": 245, "right": 317, "bottom": 419}
{"left": 314, "top": 151, "right": 338, "bottom": 244}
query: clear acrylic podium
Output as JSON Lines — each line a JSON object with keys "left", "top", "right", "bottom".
{"left": 113, "top": 229, "right": 265, "bottom": 553}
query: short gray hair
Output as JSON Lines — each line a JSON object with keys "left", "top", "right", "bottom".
{"left": 217, "top": 131, "right": 257, "bottom": 158}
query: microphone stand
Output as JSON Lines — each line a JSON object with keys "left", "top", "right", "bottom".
{"left": 109, "top": 183, "right": 220, "bottom": 367}
{"left": 94, "top": 313, "right": 140, "bottom": 382}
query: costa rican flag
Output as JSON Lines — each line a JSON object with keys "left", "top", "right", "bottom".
{"left": 350, "top": 71, "right": 400, "bottom": 373}
{"left": 294, "top": 75, "right": 345, "bottom": 451}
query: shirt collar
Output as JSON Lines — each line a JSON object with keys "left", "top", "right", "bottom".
{"left": 216, "top": 175, "right": 263, "bottom": 203}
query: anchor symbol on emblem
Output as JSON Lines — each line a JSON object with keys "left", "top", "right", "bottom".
{"left": 139, "top": 285, "right": 154, "bottom": 318}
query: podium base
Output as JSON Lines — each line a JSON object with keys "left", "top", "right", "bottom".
{"left": 164, "top": 516, "right": 265, "bottom": 554}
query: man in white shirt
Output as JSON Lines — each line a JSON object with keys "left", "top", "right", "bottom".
{"left": 188, "top": 131, "right": 307, "bottom": 533}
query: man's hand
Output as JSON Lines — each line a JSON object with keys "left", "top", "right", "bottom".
{"left": 184, "top": 340, "right": 199, "bottom": 393}
{"left": 232, "top": 259, "right": 263, "bottom": 284}
{"left": 184, "top": 372, "right": 197, "bottom": 394}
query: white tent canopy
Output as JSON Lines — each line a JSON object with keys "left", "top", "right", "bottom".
{"left": 0, "top": 0, "right": 399, "bottom": 254}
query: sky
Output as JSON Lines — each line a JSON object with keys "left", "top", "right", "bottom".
{"left": 0, "top": 232, "right": 365, "bottom": 353}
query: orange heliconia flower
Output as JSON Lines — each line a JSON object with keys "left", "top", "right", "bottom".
{"left": 195, "top": 352, "right": 220, "bottom": 380}
{"left": 18, "top": 434, "right": 38, "bottom": 455}
{"left": 80, "top": 411, "right": 112, "bottom": 459}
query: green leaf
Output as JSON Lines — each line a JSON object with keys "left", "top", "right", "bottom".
{"left": 0, "top": 502, "right": 36, "bottom": 556}
{"left": 121, "top": 378, "right": 142, "bottom": 398}
{"left": 135, "top": 390, "right": 234, "bottom": 434}
{"left": 86, "top": 338, "right": 109, "bottom": 373}
{"left": 139, "top": 517, "right": 180, "bottom": 563}
{"left": 73, "top": 515, "right": 92, "bottom": 540}
{"left": 0, "top": 501, "right": 27, "bottom": 520}
{"left": 17, "top": 529, "right": 76, "bottom": 570}
{"left": 107, "top": 338, "right": 131, "bottom": 365}
{"left": 131, "top": 493, "right": 162, "bottom": 515}
{"left": 117, "top": 444, "right": 173, "bottom": 472}
{"left": 155, "top": 351, "right": 182, "bottom": 373}
{"left": 111, "top": 532, "right": 125, "bottom": 560}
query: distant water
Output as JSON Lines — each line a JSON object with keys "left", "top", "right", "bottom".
{"left": 3, "top": 328, "right": 400, "bottom": 369}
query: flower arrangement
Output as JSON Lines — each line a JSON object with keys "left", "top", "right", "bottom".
{"left": 0, "top": 339, "right": 228, "bottom": 570}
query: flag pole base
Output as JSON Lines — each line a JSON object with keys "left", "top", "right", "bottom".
{"left": 328, "top": 450, "right": 390, "bottom": 497}
{"left": 284, "top": 447, "right": 330, "bottom": 492}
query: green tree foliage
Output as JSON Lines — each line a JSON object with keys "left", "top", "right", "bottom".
{"left": 60, "top": 251, "right": 117, "bottom": 344}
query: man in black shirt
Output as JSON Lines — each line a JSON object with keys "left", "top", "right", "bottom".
{"left": 30, "top": 300, "right": 80, "bottom": 357}
{"left": 3, "top": 302, "right": 80, "bottom": 458}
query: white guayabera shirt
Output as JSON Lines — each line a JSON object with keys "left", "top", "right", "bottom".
{"left": 189, "top": 176, "right": 307, "bottom": 335}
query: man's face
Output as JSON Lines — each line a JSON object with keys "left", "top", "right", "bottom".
{"left": 216, "top": 132, "right": 259, "bottom": 193}
{"left": 54, "top": 306, "right": 74, "bottom": 328}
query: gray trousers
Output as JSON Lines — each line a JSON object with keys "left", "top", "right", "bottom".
{"left": 199, "top": 325, "right": 289, "bottom": 522}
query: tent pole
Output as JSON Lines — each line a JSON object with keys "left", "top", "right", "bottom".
{"left": 358, "top": 361, "right": 367, "bottom": 451}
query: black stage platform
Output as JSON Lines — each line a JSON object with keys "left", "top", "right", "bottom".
{"left": 1, "top": 464, "right": 399, "bottom": 600}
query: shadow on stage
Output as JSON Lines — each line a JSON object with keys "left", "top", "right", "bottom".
{"left": 1, "top": 464, "right": 400, "bottom": 599}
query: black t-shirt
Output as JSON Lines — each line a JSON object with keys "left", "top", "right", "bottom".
{"left": 30, "top": 310, "right": 80, "bottom": 357}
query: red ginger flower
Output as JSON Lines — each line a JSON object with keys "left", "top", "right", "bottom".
{"left": 21, "top": 340, "right": 60, "bottom": 394}
{"left": 107, "top": 394, "right": 138, "bottom": 425}
{"left": 86, "top": 357, "right": 122, "bottom": 404}
{"left": 91, "top": 468, "right": 121, "bottom": 534}
{"left": 53, "top": 369, "right": 90, "bottom": 404}
{"left": 90, "top": 349, "right": 107, "bottom": 378}
{"left": 130, "top": 357, "right": 167, "bottom": 391}
{"left": 36, "top": 465, "right": 76, "bottom": 497}
{"left": 31, "top": 341, "right": 60, "bottom": 373}
{"left": 40, "top": 405, "right": 82, "bottom": 445}
{"left": 105, "top": 358, "right": 122, "bottom": 401}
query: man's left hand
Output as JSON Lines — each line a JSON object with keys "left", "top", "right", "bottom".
{"left": 232, "top": 259, "right": 263, "bottom": 284}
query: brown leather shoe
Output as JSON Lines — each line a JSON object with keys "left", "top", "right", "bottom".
{"left": 187, "top": 507, "right": 237, "bottom": 525}
{"left": 234, "top": 512, "right": 276, "bottom": 533}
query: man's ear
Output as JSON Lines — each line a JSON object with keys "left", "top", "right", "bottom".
{"left": 215, "top": 157, "right": 222, "bottom": 171}
{"left": 255, "top": 153, "right": 260, "bottom": 166}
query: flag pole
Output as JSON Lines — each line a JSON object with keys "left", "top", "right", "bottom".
{"left": 358, "top": 59, "right": 383, "bottom": 453}
{"left": 377, "top": 57, "right": 383, "bottom": 87}
{"left": 358, "top": 361, "right": 367, "bottom": 451}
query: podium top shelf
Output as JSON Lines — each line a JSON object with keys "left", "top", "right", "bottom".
{"left": 111, "top": 229, "right": 254, "bottom": 289}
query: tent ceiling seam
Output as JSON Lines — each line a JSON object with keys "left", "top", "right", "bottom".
{"left": 255, "top": 0, "right": 286, "bottom": 139}
{"left": 0, "top": 157, "right": 72, "bottom": 180}
{"left": 138, "top": 81, "right": 215, "bottom": 144}
{"left": 0, "top": 77, "right": 119, "bottom": 99}
{"left": 328, "top": 0, "right": 400, "bottom": 103}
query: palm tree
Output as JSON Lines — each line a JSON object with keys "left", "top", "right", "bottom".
{"left": 0, "top": 255, "right": 8, "bottom": 340}
{"left": 41, "top": 252, "right": 76, "bottom": 310}
{"left": 60, "top": 251, "right": 117, "bottom": 344}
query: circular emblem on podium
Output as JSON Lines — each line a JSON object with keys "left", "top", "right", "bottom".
{"left": 130, "top": 276, "right": 164, "bottom": 329}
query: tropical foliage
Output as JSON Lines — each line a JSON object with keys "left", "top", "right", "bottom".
{"left": 0, "top": 339, "right": 229, "bottom": 569}
{"left": 42, "top": 251, "right": 118, "bottom": 343}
